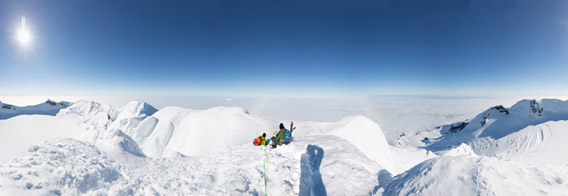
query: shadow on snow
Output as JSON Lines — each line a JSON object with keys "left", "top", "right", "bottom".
{"left": 299, "top": 144, "right": 327, "bottom": 196}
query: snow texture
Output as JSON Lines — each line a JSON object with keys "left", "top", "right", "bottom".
{"left": 385, "top": 154, "right": 568, "bottom": 196}
{"left": 2, "top": 98, "right": 568, "bottom": 195}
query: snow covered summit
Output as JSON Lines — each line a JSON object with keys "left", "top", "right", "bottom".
{"left": 2, "top": 98, "right": 568, "bottom": 195}
{"left": 0, "top": 99, "right": 405, "bottom": 195}
{"left": 428, "top": 98, "right": 568, "bottom": 165}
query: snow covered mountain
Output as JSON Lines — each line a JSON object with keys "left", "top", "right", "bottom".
{"left": 1, "top": 99, "right": 416, "bottom": 195}
{"left": 425, "top": 99, "right": 568, "bottom": 166}
{"left": 136, "top": 106, "right": 272, "bottom": 157}
{"left": 380, "top": 99, "right": 568, "bottom": 195}
{"left": 1, "top": 98, "right": 568, "bottom": 195}
{"left": 0, "top": 99, "right": 70, "bottom": 120}
{"left": 385, "top": 144, "right": 568, "bottom": 196}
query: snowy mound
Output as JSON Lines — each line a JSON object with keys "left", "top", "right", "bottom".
{"left": 471, "top": 120, "right": 568, "bottom": 166}
{"left": 57, "top": 100, "right": 153, "bottom": 158}
{"left": 58, "top": 100, "right": 157, "bottom": 136}
{"left": 0, "top": 134, "right": 388, "bottom": 195}
{"left": 138, "top": 106, "right": 271, "bottom": 157}
{"left": 59, "top": 101, "right": 272, "bottom": 158}
{"left": 428, "top": 99, "right": 568, "bottom": 163}
{"left": 443, "top": 143, "right": 477, "bottom": 157}
{"left": 58, "top": 100, "right": 394, "bottom": 165}
{"left": 0, "top": 138, "right": 122, "bottom": 195}
{"left": 5, "top": 98, "right": 568, "bottom": 195}
{"left": 385, "top": 155, "right": 568, "bottom": 195}
{"left": 0, "top": 99, "right": 70, "bottom": 120}
{"left": 325, "top": 116, "right": 394, "bottom": 173}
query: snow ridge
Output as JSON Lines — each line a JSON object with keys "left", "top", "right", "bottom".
{"left": 57, "top": 100, "right": 153, "bottom": 158}
{"left": 4, "top": 98, "right": 568, "bottom": 195}
{"left": 0, "top": 99, "right": 70, "bottom": 120}
{"left": 385, "top": 154, "right": 568, "bottom": 195}
{"left": 0, "top": 138, "right": 122, "bottom": 195}
{"left": 429, "top": 99, "right": 568, "bottom": 153}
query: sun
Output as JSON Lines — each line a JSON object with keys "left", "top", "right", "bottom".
{"left": 16, "top": 16, "right": 33, "bottom": 48}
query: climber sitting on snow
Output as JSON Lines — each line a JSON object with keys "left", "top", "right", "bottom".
{"left": 253, "top": 133, "right": 267, "bottom": 146}
{"left": 271, "top": 123, "right": 288, "bottom": 148}
{"left": 284, "top": 121, "right": 294, "bottom": 144}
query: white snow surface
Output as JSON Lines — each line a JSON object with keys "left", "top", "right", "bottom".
{"left": 138, "top": 106, "right": 272, "bottom": 157}
{"left": 1, "top": 99, "right": 407, "bottom": 195}
{"left": 0, "top": 115, "right": 79, "bottom": 162}
{"left": 2, "top": 98, "right": 568, "bottom": 195}
{"left": 385, "top": 154, "right": 568, "bottom": 196}
{"left": 471, "top": 120, "right": 568, "bottom": 166}
{"left": 443, "top": 143, "right": 478, "bottom": 157}
{"left": 428, "top": 99, "right": 568, "bottom": 165}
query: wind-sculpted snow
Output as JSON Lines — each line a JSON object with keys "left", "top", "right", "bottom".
{"left": 58, "top": 100, "right": 157, "bottom": 139}
{"left": 0, "top": 99, "right": 70, "bottom": 120}
{"left": 325, "top": 116, "right": 394, "bottom": 173}
{"left": 471, "top": 120, "right": 568, "bottom": 166}
{"left": 0, "top": 134, "right": 386, "bottom": 195}
{"left": 429, "top": 99, "right": 568, "bottom": 158}
{"left": 6, "top": 98, "right": 568, "bottom": 195}
{"left": 57, "top": 100, "right": 151, "bottom": 158}
{"left": 0, "top": 138, "right": 122, "bottom": 195}
{"left": 385, "top": 150, "right": 568, "bottom": 195}
{"left": 57, "top": 100, "right": 398, "bottom": 171}
{"left": 138, "top": 106, "right": 273, "bottom": 157}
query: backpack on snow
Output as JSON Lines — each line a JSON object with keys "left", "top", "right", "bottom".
{"left": 253, "top": 137, "right": 262, "bottom": 146}
{"left": 284, "top": 131, "right": 291, "bottom": 144}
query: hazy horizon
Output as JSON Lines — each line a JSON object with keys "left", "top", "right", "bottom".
{"left": 3, "top": 94, "right": 566, "bottom": 136}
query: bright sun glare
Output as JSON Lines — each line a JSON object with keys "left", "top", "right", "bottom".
{"left": 16, "top": 16, "right": 32, "bottom": 47}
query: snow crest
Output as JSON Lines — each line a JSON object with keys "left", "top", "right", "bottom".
{"left": 385, "top": 155, "right": 568, "bottom": 195}
{"left": 0, "top": 138, "right": 121, "bottom": 195}
{"left": 57, "top": 100, "right": 152, "bottom": 158}
{"left": 139, "top": 106, "right": 271, "bottom": 157}
{"left": 429, "top": 99, "right": 568, "bottom": 165}
{"left": 5, "top": 98, "right": 568, "bottom": 195}
{"left": 327, "top": 116, "right": 394, "bottom": 173}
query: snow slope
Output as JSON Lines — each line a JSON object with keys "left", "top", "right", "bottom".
{"left": 385, "top": 145, "right": 568, "bottom": 195}
{"left": 0, "top": 138, "right": 122, "bottom": 195}
{"left": 0, "top": 128, "right": 389, "bottom": 195}
{"left": 0, "top": 115, "right": 79, "bottom": 163}
{"left": 431, "top": 99, "right": 568, "bottom": 148}
{"left": 137, "top": 106, "right": 272, "bottom": 157}
{"left": 0, "top": 100, "right": 70, "bottom": 120}
{"left": 0, "top": 99, "right": 407, "bottom": 195}
{"left": 4, "top": 98, "right": 568, "bottom": 195}
{"left": 426, "top": 99, "right": 568, "bottom": 165}
{"left": 471, "top": 120, "right": 568, "bottom": 166}
{"left": 58, "top": 100, "right": 401, "bottom": 174}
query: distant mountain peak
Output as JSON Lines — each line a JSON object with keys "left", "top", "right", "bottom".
{"left": 0, "top": 99, "right": 71, "bottom": 120}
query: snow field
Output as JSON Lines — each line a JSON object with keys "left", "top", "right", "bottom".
{"left": 2, "top": 98, "right": 568, "bottom": 195}
{"left": 385, "top": 151, "right": 568, "bottom": 196}
{"left": 1, "top": 100, "right": 403, "bottom": 195}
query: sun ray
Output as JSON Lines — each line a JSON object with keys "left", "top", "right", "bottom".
{"left": 16, "top": 16, "right": 32, "bottom": 47}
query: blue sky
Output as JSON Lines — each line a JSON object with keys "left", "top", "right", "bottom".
{"left": 1, "top": 0, "right": 568, "bottom": 97}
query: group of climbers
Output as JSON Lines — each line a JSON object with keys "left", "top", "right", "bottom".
{"left": 253, "top": 122, "right": 295, "bottom": 148}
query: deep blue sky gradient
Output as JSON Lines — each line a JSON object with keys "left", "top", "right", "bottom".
{"left": 1, "top": 0, "right": 568, "bottom": 97}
